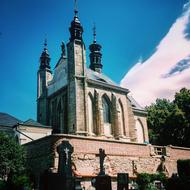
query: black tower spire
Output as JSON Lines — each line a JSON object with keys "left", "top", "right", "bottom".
{"left": 89, "top": 25, "right": 103, "bottom": 73}
{"left": 69, "top": 0, "right": 83, "bottom": 42}
{"left": 40, "top": 39, "right": 51, "bottom": 70}
{"left": 37, "top": 39, "right": 52, "bottom": 125}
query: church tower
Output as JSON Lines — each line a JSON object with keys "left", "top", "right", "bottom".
{"left": 67, "top": 7, "right": 87, "bottom": 135}
{"left": 37, "top": 40, "right": 52, "bottom": 125}
{"left": 89, "top": 25, "right": 103, "bottom": 73}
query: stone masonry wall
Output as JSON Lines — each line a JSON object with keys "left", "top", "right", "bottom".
{"left": 25, "top": 134, "right": 190, "bottom": 186}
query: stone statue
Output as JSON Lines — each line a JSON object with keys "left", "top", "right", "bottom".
{"left": 97, "top": 148, "right": 106, "bottom": 175}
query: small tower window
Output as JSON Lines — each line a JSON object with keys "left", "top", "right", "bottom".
{"left": 94, "top": 57, "right": 96, "bottom": 63}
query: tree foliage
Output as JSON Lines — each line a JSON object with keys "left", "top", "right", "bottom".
{"left": 0, "top": 132, "right": 26, "bottom": 180}
{"left": 166, "top": 160, "right": 190, "bottom": 190}
{"left": 146, "top": 88, "right": 190, "bottom": 147}
{"left": 0, "top": 132, "right": 33, "bottom": 189}
{"left": 136, "top": 173, "right": 166, "bottom": 190}
{"left": 177, "top": 159, "right": 190, "bottom": 179}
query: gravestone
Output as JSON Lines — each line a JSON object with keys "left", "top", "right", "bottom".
{"left": 117, "top": 173, "right": 129, "bottom": 190}
{"left": 57, "top": 140, "right": 74, "bottom": 177}
{"left": 95, "top": 148, "right": 112, "bottom": 190}
{"left": 57, "top": 140, "right": 82, "bottom": 190}
{"left": 40, "top": 140, "right": 82, "bottom": 190}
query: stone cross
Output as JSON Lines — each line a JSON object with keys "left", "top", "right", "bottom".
{"left": 97, "top": 148, "right": 107, "bottom": 175}
{"left": 57, "top": 140, "right": 74, "bottom": 177}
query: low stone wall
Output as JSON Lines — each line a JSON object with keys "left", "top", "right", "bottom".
{"left": 24, "top": 134, "right": 190, "bottom": 188}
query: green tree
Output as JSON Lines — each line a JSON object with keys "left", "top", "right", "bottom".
{"left": 174, "top": 88, "right": 190, "bottom": 146}
{"left": 165, "top": 105, "right": 187, "bottom": 146}
{"left": 0, "top": 132, "right": 33, "bottom": 189}
{"left": 0, "top": 132, "right": 26, "bottom": 180}
{"left": 146, "top": 88, "right": 190, "bottom": 147}
{"left": 146, "top": 99, "right": 174, "bottom": 145}
{"left": 174, "top": 88, "right": 190, "bottom": 119}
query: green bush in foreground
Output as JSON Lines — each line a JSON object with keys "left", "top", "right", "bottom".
{"left": 136, "top": 173, "right": 166, "bottom": 190}
{"left": 0, "top": 132, "right": 33, "bottom": 190}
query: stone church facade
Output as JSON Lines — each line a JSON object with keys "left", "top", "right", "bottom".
{"left": 25, "top": 6, "right": 190, "bottom": 189}
{"left": 37, "top": 8, "right": 148, "bottom": 144}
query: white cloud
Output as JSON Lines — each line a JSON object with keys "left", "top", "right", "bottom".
{"left": 120, "top": 2, "right": 190, "bottom": 107}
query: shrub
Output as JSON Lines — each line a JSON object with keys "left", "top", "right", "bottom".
{"left": 177, "top": 159, "right": 190, "bottom": 179}
{"left": 136, "top": 173, "right": 166, "bottom": 190}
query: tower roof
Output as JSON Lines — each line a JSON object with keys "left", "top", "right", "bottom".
{"left": 69, "top": 0, "right": 83, "bottom": 42}
{"left": 40, "top": 39, "right": 51, "bottom": 70}
{"left": 89, "top": 25, "right": 103, "bottom": 73}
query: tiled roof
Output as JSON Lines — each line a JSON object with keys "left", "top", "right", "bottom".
{"left": 127, "top": 95, "right": 145, "bottom": 111}
{"left": 86, "top": 68, "right": 117, "bottom": 86}
{"left": 0, "top": 112, "right": 22, "bottom": 127}
{"left": 23, "top": 119, "right": 44, "bottom": 127}
{"left": 23, "top": 119, "right": 51, "bottom": 128}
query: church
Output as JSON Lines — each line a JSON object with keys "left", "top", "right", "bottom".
{"left": 25, "top": 4, "right": 190, "bottom": 190}
{"left": 37, "top": 7, "right": 148, "bottom": 144}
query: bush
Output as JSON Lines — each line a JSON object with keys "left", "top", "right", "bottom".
{"left": 12, "top": 175, "right": 32, "bottom": 190}
{"left": 0, "top": 133, "right": 33, "bottom": 190}
{"left": 0, "top": 132, "right": 26, "bottom": 180}
{"left": 166, "top": 160, "right": 190, "bottom": 190}
{"left": 177, "top": 159, "right": 190, "bottom": 179}
{"left": 6, "top": 174, "right": 33, "bottom": 190}
{"left": 0, "top": 179, "right": 7, "bottom": 190}
{"left": 136, "top": 173, "right": 166, "bottom": 190}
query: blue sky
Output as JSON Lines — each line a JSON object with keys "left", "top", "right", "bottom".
{"left": 0, "top": 0, "right": 188, "bottom": 121}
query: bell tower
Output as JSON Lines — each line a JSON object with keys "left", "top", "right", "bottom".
{"left": 37, "top": 39, "right": 52, "bottom": 125}
{"left": 89, "top": 25, "right": 103, "bottom": 73}
{"left": 67, "top": 2, "right": 87, "bottom": 135}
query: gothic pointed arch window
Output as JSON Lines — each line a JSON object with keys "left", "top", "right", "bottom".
{"left": 88, "top": 93, "right": 95, "bottom": 134}
{"left": 102, "top": 96, "right": 111, "bottom": 123}
{"left": 135, "top": 119, "right": 145, "bottom": 143}
{"left": 118, "top": 100, "right": 126, "bottom": 136}
{"left": 102, "top": 95, "right": 112, "bottom": 136}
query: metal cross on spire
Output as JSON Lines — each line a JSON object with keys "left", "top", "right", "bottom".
{"left": 44, "top": 33, "right": 48, "bottom": 50}
{"left": 43, "top": 37, "right": 48, "bottom": 52}
{"left": 44, "top": 38, "right": 47, "bottom": 47}
{"left": 93, "top": 23, "right": 97, "bottom": 43}
{"left": 74, "top": 0, "right": 78, "bottom": 16}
